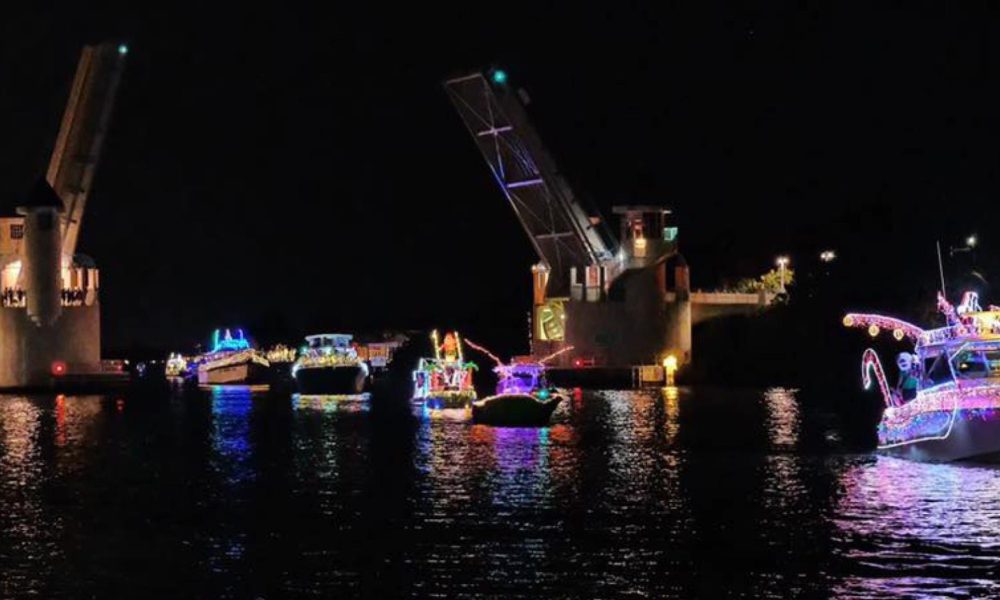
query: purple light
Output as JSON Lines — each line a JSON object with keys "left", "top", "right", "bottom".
{"left": 495, "top": 363, "right": 546, "bottom": 395}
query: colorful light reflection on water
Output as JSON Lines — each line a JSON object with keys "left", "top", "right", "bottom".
{"left": 0, "top": 388, "right": 997, "bottom": 596}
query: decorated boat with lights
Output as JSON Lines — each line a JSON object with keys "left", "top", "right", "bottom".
{"left": 465, "top": 340, "right": 571, "bottom": 426}
{"left": 292, "top": 334, "right": 369, "bottom": 395}
{"left": 845, "top": 291, "right": 1000, "bottom": 461}
{"left": 412, "top": 330, "right": 478, "bottom": 409}
{"left": 196, "top": 329, "right": 270, "bottom": 386}
{"left": 165, "top": 353, "right": 189, "bottom": 378}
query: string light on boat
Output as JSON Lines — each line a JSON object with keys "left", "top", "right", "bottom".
{"left": 893, "top": 329, "right": 905, "bottom": 341}
{"left": 842, "top": 313, "right": 925, "bottom": 341}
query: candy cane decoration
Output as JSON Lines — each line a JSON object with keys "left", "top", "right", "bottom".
{"left": 862, "top": 348, "right": 898, "bottom": 407}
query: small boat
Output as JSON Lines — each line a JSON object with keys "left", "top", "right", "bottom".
{"left": 292, "top": 334, "right": 369, "bottom": 395}
{"left": 465, "top": 341, "right": 572, "bottom": 426}
{"left": 165, "top": 352, "right": 188, "bottom": 378}
{"left": 196, "top": 328, "right": 270, "bottom": 386}
{"left": 845, "top": 290, "right": 1000, "bottom": 462}
{"left": 412, "top": 330, "right": 478, "bottom": 408}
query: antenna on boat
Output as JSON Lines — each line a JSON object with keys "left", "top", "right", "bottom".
{"left": 455, "top": 332, "right": 465, "bottom": 363}
{"left": 936, "top": 240, "right": 947, "bottom": 298}
{"left": 538, "top": 345, "right": 575, "bottom": 365}
{"left": 463, "top": 338, "right": 504, "bottom": 367}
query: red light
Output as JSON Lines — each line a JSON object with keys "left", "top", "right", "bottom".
{"left": 51, "top": 361, "right": 67, "bottom": 376}
{"left": 574, "top": 358, "right": 583, "bottom": 367}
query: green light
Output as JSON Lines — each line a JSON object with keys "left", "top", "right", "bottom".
{"left": 118, "top": 44, "right": 128, "bottom": 55}
{"left": 491, "top": 69, "right": 507, "bottom": 84}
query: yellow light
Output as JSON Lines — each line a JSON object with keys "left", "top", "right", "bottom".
{"left": 662, "top": 354, "right": 678, "bottom": 386}
{"left": 868, "top": 324, "right": 880, "bottom": 338}
{"left": 893, "top": 328, "right": 904, "bottom": 341}
{"left": 842, "top": 315, "right": 854, "bottom": 327}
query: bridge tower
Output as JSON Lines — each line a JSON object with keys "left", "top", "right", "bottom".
{"left": 0, "top": 43, "right": 127, "bottom": 388}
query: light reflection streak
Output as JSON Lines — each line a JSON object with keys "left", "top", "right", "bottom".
{"left": 764, "top": 388, "right": 800, "bottom": 448}
{"left": 832, "top": 456, "right": 1000, "bottom": 597}
{"left": 206, "top": 386, "right": 254, "bottom": 577}
{"left": 0, "top": 397, "right": 58, "bottom": 594}
{"left": 294, "top": 393, "right": 370, "bottom": 413}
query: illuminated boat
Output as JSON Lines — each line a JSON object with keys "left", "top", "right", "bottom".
{"left": 412, "top": 330, "right": 478, "bottom": 409}
{"left": 292, "top": 334, "right": 369, "bottom": 395}
{"left": 196, "top": 329, "right": 270, "bottom": 386}
{"left": 465, "top": 341, "right": 571, "bottom": 426}
{"left": 165, "top": 352, "right": 188, "bottom": 378}
{"left": 845, "top": 291, "right": 1000, "bottom": 462}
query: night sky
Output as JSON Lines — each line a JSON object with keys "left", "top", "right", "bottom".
{"left": 2, "top": 3, "right": 999, "bottom": 355}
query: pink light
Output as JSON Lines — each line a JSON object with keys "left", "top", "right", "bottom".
{"left": 861, "top": 348, "right": 897, "bottom": 407}
{"left": 843, "top": 313, "right": 924, "bottom": 342}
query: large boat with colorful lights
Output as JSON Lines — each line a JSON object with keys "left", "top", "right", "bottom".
{"left": 292, "top": 334, "right": 369, "bottom": 395}
{"left": 465, "top": 340, "right": 571, "bottom": 426}
{"left": 196, "top": 329, "right": 270, "bottom": 386}
{"left": 412, "top": 330, "right": 478, "bottom": 409}
{"left": 845, "top": 291, "right": 1000, "bottom": 462}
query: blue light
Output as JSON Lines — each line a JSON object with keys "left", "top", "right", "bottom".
{"left": 491, "top": 69, "right": 508, "bottom": 85}
{"left": 211, "top": 328, "right": 251, "bottom": 353}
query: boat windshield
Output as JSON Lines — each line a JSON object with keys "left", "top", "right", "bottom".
{"left": 954, "top": 349, "right": 1000, "bottom": 379}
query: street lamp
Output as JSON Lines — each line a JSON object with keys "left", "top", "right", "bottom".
{"left": 819, "top": 250, "right": 836, "bottom": 263}
{"left": 950, "top": 234, "right": 978, "bottom": 257}
{"left": 776, "top": 256, "right": 790, "bottom": 292}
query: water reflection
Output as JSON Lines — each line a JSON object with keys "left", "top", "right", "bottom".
{"left": 293, "top": 393, "right": 370, "bottom": 413}
{"left": 7, "top": 386, "right": 1000, "bottom": 597}
{"left": 0, "top": 398, "right": 52, "bottom": 596}
{"left": 662, "top": 386, "right": 680, "bottom": 444}
{"left": 764, "top": 388, "right": 800, "bottom": 448}
{"left": 206, "top": 386, "right": 255, "bottom": 582}
{"left": 210, "top": 386, "right": 253, "bottom": 478}
{"left": 833, "top": 456, "right": 1000, "bottom": 597}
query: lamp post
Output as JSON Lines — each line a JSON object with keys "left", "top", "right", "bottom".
{"left": 776, "top": 256, "right": 790, "bottom": 293}
{"left": 949, "top": 234, "right": 977, "bottom": 257}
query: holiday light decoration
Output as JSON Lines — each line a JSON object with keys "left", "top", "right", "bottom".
{"left": 165, "top": 352, "right": 188, "bottom": 377}
{"left": 291, "top": 335, "right": 364, "bottom": 376}
{"left": 412, "top": 330, "right": 478, "bottom": 406}
{"left": 211, "top": 328, "right": 251, "bottom": 353}
{"left": 957, "top": 291, "right": 982, "bottom": 315}
{"left": 846, "top": 291, "right": 1000, "bottom": 456}
{"left": 463, "top": 340, "right": 575, "bottom": 398}
{"left": 843, "top": 313, "right": 924, "bottom": 341}
{"left": 265, "top": 344, "right": 296, "bottom": 364}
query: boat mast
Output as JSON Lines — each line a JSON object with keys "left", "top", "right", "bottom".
{"left": 936, "top": 240, "right": 947, "bottom": 298}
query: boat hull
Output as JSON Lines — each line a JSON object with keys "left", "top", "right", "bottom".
{"left": 294, "top": 365, "right": 367, "bottom": 395}
{"left": 472, "top": 393, "right": 563, "bottom": 426}
{"left": 198, "top": 361, "right": 269, "bottom": 386}
{"left": 879, "top": 409, "right": 1000, "bottom": 462}
{"left": 420, "top": 390, "right": 477, "bottom": 410}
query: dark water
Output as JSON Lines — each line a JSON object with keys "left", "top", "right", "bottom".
{"left": 1, "top": 387, "right": 998, "bottom": 598}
